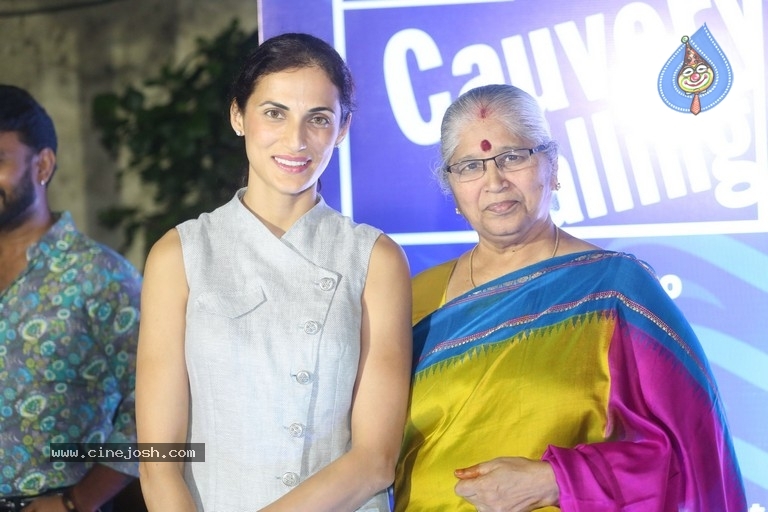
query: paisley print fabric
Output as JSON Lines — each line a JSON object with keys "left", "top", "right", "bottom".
{"left": 0, "top": 212, "right": 141, "bottom": 496}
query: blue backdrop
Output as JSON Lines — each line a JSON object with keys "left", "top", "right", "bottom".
{"left": 259, "top": 0, "right": 767, "bottom": 507}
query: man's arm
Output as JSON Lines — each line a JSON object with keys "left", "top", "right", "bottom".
{"left": 69, "top": 464, "right": 136, "bottom": 511}
{"left": 23, "top": 464, "right": 134, "bottom": 512}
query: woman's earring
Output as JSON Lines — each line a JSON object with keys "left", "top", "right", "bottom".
{"left": 455, "top": 207, "right": 461, "bottom": 215}
{"left": 555, "top": 182, "right": 561, "bottom": 190}
{"left": 235, "top": 130, "right": 243, "bottom": 137}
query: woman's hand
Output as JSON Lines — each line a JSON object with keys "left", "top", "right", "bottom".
{"left": 454, "top": 457, "right": 559, "bottom": 512}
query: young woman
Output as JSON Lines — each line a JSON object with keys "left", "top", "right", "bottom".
{"left": 136, "top": 33, "right": 412, "bottom": 512}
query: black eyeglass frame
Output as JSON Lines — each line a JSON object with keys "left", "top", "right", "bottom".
{"left": 444, "top": 143, "right": 551, "bottom": 181}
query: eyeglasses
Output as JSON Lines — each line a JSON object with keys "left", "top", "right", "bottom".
{"left": 444, "top": 144, "right": 550, "bottom": 183}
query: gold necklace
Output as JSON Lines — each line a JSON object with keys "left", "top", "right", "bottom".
{"left": 469, "top": 226, "right": 560, "bottom": 288}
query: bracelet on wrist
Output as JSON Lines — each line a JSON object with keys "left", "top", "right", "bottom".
{"left": 61, "top": 488, "right": 80, "bottom": 512}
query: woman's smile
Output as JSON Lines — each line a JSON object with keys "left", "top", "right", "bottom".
{"left": 273, "top": 155, "right": 312, "bottom": 174}
{"left": 484, "top": 199, "right": 519, "bottom": 215}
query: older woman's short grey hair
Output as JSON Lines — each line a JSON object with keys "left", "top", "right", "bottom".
{"left": 435, "top": 84, "right": 558, "bottom": 194}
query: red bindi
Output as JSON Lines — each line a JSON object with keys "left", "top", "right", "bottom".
{"left": 480, "top": 139, "right": 492, "bottom": 152}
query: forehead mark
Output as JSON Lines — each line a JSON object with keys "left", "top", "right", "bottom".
{"left": 480, "top": 139, "right": 492, "bottom": 152}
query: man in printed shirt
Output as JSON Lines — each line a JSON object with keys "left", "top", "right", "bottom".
{"left": 0, "top": 85, "right": 140, "bottom": 512}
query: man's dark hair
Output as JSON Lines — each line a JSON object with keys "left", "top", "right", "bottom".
{"left": 0, "top": 84, "right": 58, "bottom": 154}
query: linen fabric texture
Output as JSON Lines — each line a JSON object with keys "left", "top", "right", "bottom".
{"left": 177, "top": 190, "right": 388, "bottom": 511}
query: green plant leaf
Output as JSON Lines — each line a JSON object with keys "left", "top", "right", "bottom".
{"left": 91, "top": 19, "right": 257, "bottom": 259}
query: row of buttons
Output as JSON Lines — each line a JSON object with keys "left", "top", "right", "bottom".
{"left": 302, "top": 277, "right": 334, "bottom": 335}
{"left": 278, "top": 277, "right": 335, "bottom": 488}
{"left": 280, "top": 423, "right": 305, "bottom": 487}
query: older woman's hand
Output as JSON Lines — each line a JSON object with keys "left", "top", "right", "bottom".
{"left": 454, "top": 457, "right": 559, "bottom": 512}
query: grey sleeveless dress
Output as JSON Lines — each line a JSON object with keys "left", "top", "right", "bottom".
{"left": 176, "top": 190, "right": 388, "bottom": 511}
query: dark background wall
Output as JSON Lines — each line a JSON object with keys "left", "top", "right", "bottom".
{"left": 1, "top": 0, "right": 258, "bottom": 268}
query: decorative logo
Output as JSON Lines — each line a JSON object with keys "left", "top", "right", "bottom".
{"left": 658, "top": 24, "right": 733, "bottom": 115}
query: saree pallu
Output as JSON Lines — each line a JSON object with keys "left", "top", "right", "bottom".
{"left": 394, "top": 250, "right": 746, "bottom": 511}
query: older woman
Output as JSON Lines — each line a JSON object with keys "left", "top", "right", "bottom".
{"left": 394, "top": 84, "right": 746, "bottom": 511}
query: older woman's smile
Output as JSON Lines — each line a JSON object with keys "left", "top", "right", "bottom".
{"left": 484, "top": 199, "right": 519, "bottom": 214}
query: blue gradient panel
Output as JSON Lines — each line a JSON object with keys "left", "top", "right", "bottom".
{"left": 261, "top": 1, "right": 768, "bottom": 507}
